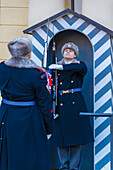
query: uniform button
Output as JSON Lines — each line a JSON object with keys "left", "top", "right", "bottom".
{"left": 58, "top": 74, "right": 60, "bottom": 76}
{"left": 0, "top": 138, "right": 2, "bottom": 140}
{"left": 71, "top": 80, "right": 74, "bottom": 83}
{"left": 60, "top": 82, "right": 62, "bottom": 85}
{"left": 2, "top": 122, "right": 4, "bottom": 125}
{"left": 60, "top": 93, "right": 62, "bottom": 95}
{"left": 72, "top": 102, "right": 75, "bottom": 104}
{"left": 72, "top": 89, "right": 74, "bottom": 93}
{"left": 60, "top": 103, "right": 63, "bottom": 106}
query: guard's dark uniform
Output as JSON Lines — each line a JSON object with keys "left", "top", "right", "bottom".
{"left": 0, "top": 62, "right": 54, "bottom": 170}
{"left": 49, "top": 61, "right": 94, "bottom": 147}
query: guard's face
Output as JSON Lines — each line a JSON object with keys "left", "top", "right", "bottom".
{"left": 63, "top": 49, "right": 76, "bottom": 59}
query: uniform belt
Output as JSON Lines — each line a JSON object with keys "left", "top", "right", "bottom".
{"left": 2, "top": 98, "right": 37, "bottom": 106}
{"left": 58, "top": 88, "right": 82, "bottom": 94}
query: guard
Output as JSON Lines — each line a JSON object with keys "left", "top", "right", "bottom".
{"left": 49, "top": 42, "right": 94, "bottom": 170}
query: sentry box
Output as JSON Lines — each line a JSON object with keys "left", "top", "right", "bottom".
{"left": 24, "top": 8, "right": 113, "bottom": 170}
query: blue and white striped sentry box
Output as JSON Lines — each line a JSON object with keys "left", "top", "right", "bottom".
{"left": 24, "top": 8, "right": 113, "bottom": 170}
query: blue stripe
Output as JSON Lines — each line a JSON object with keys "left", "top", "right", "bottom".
{"left": 88, "top": 28, "right": 100, "bottom": 39}
{"left": 95, "top": 118, "right": 110, "bottom": 137}
{"left": 95, "top": 100, "right": 111, "bottom": 113}
{"left": 52, "top": 20, "right": 64, "bottom": 30}
{"left": 77, "top": 22, "right": 89, "bottom": 32}
{"left": 62, "top": 15, "right": 78, "bottom": 26}
{"left": 2, "top": 98, "right": 37, "bottom": 106}
{"left": 95, "top": 64, "right": 111, "bottom": 85}
{"left": 33, "top": 31, "right": 45, "bottom": 47}
{"left": 95, "top": 135, "right": 110, "bottom": 155}
{"left": 41, "top": 25, "right": 53, "bottom": 38}
{"left": 94, "top": 34, "right": 109, "bottom": 52}
{"left": 95, "top": 82, "right": 111, "bottom": 102}
{"left": 95, "top": 152, "right": 111, "bottom": 170}
{"left": 32, "top": 45, "right": 43, "bottom": 61}
{"left": 95, "top": 48, "right": 111, "bottom": 68}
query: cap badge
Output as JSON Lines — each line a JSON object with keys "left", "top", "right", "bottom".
{"left": 68, "top": 44, "right": 71, "bottom": 48}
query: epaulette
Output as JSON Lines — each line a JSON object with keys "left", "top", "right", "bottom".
{"left": 34, "top": 67, "right": 44, "bottom": 73}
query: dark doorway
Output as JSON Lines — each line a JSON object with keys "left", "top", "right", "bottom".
{"left": 48, "top": 29, "right": 94, "bottom": 170}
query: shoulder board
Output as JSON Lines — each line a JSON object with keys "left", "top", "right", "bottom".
{"left": 34, "top": 67, "right": 44, "bottom": 72}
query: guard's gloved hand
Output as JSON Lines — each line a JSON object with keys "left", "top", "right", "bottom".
{"left": 47, "top": 134, "right": 52, "bottom": 139}
{"left": 48, "top": 64, "right": 63, "bottom": 70}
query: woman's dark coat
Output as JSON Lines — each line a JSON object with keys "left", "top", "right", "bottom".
{"left": 49, "top": 61, "right": 94, "bottom": 147}
{"left": 0, "top": 61, "right": 54, "bottom": 170}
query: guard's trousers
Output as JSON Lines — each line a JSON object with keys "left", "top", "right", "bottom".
{"left": 57, "top": 145, "right": 82, "bottom": 170}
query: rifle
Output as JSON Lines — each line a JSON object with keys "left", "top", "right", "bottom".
{"left": 52, "top": 27, "right": 59, "bottom": 119}
{"left": 42, "top": 22, "right": 59, "bottom": 119}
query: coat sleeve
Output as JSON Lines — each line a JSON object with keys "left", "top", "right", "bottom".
{"left": 63, "top": 61, "right": 87, "bottom": 76}
{"left": 0, "top": 63, "right": 11, "bottom": 90}
{"left": 34, "top": 72, "right": 54, "bottom": 134}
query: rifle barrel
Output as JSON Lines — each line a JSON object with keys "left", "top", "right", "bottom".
{"left": 42, "top": 42, "right": 48, "bottom": 68}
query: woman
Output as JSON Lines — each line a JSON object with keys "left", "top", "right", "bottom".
{"left": 0, "top": 37, "right": 54, "bottom": 170}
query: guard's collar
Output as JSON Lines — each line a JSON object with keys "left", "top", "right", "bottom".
{"left": 58, "top": 58, "right": 80, "bottom": 65}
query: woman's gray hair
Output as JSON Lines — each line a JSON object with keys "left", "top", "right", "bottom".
{"left": 7, "top": 37, "right": 32, "bottom": 57}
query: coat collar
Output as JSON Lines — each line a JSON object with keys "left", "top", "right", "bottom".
{"left": 5, "top": 56, "right": 44, "bottom": 70}
{"left": 58, "top": 58, "right": 80, "bottom": 65}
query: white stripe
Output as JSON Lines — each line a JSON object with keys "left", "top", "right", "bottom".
{"left": 94, "top": 40, "right": 111, "bottom": 61}
{"left": 94, "top": 73, "right": 111, "bottom": 94}
{"left": 36, "top": 28, "right": 51, "bottom": 42}
{"left": 101, "top": 161, "right": 111, "bottom": 170}
{"left": 35, "top": 28, "right": 46, "bottom": 40}
{"left": 94, "top": 107, "right": 112, "bottom": 129}
{"left": 94, "top": 117, "right": 108, "bottom": 129}
{"left": 94, "top": 56, "right": 111, "bottom": 78}
{"left": 94, "top": 125, "right": 110, "bottom": 146}
{"left": 95, "top": 143, "right": 110, "bottom": 164}
{"left": 95, "top": 90, "right": 111, "bottom": 112}
{"left": 91, "top": 30, "right": 107, "bottom": 46}
{"left": 71, "top": 18, "right": 85, "bottom": 29}
{"left": 48, "top": 22, "right": 59, "bottom": 35}
{"left": 32, "top": 36, "right": 44, "bottom": 54}
{"left": 82, "top": 24, "right": 96, "bottom": 35}
{"left": 67, "top": 13, "right": 74, "bottom": 18}
{"left": 31, "top": 52, "right": 42, "bottom": 67}
{"left": 57, "top": 17, "right": 70, "bottom": 29}
{"left": 104, "top": 106, "right": 112, "bottom": 113}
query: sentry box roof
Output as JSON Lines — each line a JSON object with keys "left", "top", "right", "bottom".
{"left": 24, "top": 8, "right": 113, "bottom": 36}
